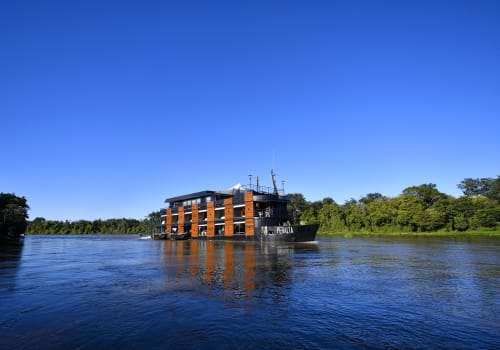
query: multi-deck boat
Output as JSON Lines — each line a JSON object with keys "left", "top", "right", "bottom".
{"left": 159, "top": 173, "right": 318, "bottom": 242}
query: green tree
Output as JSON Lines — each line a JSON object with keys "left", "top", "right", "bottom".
{"left": 394, "top": 195, "right": 425, "bottom": 231}
{"left": 342, "top": 199, "right": 366, "bottom": 231}
{"left": 318, "top": 201, "right": 344, "bottom": 232}
{"left": 26, "top": 217, "right": 45, "bottom": 234}
{"left": 300, "top": 200, "right": 323, "bottom": 224}
{"left": 488, "top": 176, "right": 500, "bottom": 204}
{"left": 1, "top": 193, "right": 29, "bottom": 240}
{"left": 458, "top": 177, "right": 493, "bottom": 197}
{"left": 402, "top": 184, "right": 447, "bottom": 209}
{"left": 359, "top": 193, "right": 386, "bottom": 205}
{"left": 458, "top": 176, "right": 500, "bottom": 204}
{"left": 426, "top": 196, "right": 452, "bottom": 231}
{"left": 287, "top": 193, "right": 309, "bottom": 224}
{"left": 470, "top": 197, "right": 500, "bottom": 229}
{"left": 366, "top": 198, "right": 396, "bottom": 231}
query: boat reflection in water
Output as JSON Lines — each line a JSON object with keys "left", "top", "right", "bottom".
{"left": 160, "top": 239, "right": 319, "bottom": 298}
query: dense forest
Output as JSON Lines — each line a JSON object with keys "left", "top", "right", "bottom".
{"left": 288, "top": 176, "right": 500, "bottom": 234}
{"left": 15, "top": 176, "right": 500, "bottom": 235}
{"left": 26, "top": 212, "right": 160, "bottom": 235}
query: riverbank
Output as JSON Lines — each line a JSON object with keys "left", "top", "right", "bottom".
{"left": 25, "top": 229, "right": 500, "bottom": 238}
{"left": 318, "top": 230, "right": 500, "bottom": 238}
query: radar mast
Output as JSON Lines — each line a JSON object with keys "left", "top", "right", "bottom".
{"left": 271, "top": 169, "right": 279, "bottom": 195}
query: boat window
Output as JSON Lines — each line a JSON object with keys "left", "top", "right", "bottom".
{"left": 234, "top": 222, "right": 245, "bottom": 234}
{"left": 234, "top": 207, "right": 245, "bottom": 218}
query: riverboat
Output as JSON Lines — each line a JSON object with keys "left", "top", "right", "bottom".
{"left": 159, "top": 172, "right": 318, "bottom": 242}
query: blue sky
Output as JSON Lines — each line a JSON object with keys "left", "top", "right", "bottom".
{"left": 2, "top": 0, "right": 499, "bottom": 220}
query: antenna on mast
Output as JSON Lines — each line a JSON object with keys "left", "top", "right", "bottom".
{"left": 273, "top": 150, "right": 275, "bottom": 173}
{"left": 271, "top": 151, "right": 280, "bottom": 195}
{"left": 271, "top": 169, "right": 279, "bottom": 195}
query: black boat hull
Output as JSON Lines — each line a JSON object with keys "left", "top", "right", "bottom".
{"left": 190, "top": 224, "right": 318, "bottom": 242}
{"left": 257, "top": 224, "right": 319, "bottom": 242}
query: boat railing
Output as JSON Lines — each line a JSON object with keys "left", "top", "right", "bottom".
{"left": 244, "top": 183, "right": 275, "bottom": 194}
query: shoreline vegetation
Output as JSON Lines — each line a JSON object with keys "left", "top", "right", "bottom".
{"left": 24, "top": 231, "right": 500, "bottom": 237}
{"left": 25, "top": 216, "right": 156, "bottom": 235}
{"left": 3, "top": 176, "right": 500, "bottom": 239}
{"left": 287, "top": 177, "right": 500, "bottom": 238}
{"left": 318, "top": 230, "right": 500, "bottom": 238}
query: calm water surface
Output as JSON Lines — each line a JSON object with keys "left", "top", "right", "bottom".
{"left": 1, "top": 235, "right": 499, "bottom": 349}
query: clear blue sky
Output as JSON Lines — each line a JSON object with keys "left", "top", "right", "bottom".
{"left": 2, "top": 0, "right": 499, "bottom": 220}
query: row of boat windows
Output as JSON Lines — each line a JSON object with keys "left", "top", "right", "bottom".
{"left": 169, "top": 213, "right": 242, "bottom": 224}
{"left": 168, "top": 193, "right": 247, "bottom": 209}
{"left": 169, "top": 223, "right": 247, "bottom": 236}
{"left": 167, "top": 196, "right": 214, "bottom": 209}
{"left": 162, "top": 205, "right": 288, "bottom": 221}
{"left": 181, "top": 197, "right": 208, "bottom": 206}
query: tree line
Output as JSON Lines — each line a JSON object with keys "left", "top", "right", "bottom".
{"left": 26, "top": 212, "right": 160, "bottom": 235}
{"left": 288, "top": 176, "right": 500, "bottom": 233}
{"left": 5, "top": 176, "right": 500, "bottom": 236}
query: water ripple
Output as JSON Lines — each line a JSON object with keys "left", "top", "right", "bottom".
{"left": 0, "top": 235, "right": 499, "bottom": 349}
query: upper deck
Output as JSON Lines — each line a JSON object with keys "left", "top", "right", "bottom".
{"left": 165, "top": 183, "right": 289, "bottom": 212}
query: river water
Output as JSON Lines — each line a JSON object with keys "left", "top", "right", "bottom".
{"left": 1, "top": 235, "right": 499, "bottom": 349}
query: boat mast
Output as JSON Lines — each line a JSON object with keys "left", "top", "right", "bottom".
{"left": 271, "top": 169, "right": 279, "bottom": 195}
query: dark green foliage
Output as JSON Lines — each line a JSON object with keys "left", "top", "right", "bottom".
{"left": 1, "top": 193, "right": 29, "bottom": 239}
{"left": 294, "top": 177, "right": 500, "bottom": 233}
{"left": 287, "top": 193, "right": 309, "bottom": 224}
{"left": 488, "top": 176, "right": 500, "bottom": 204}
{"left": 458, "top": 176, "right": 500, "bottom": 204}
{"left": 26, "top": 214, "right": 158, "bottom": 234}
{"left": 469, "top": 197, "right": 500, "bottom": 229}
{"left": 402, "top": 183, "right": 448, "bottom": 208}
{"left": 452, "top": 215, "right": 469, "bottom": 231}
{"left": 317, "top": 201, "right": 344, "bottom": 232}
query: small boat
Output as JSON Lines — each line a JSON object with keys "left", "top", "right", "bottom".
{"left": 151, "top": 232, "right": 169, "bottom": 240}
{"left": 168, "top": 232, "right": 190, "bottom": 240}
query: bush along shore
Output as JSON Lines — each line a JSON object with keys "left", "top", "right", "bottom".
{"left": 317, "top": 230, "right": 500, "bottom": 238}
{"left": 25, "top": 213, "right": 160, "bottom": 235}
{"left": 286, "top": 176, "right": 500, "bottom": 236}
